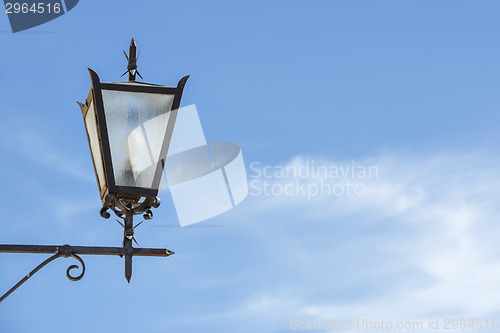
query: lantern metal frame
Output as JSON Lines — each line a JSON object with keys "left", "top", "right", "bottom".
{"left": 79, "top": 69, "right": 189, "bottom": 203}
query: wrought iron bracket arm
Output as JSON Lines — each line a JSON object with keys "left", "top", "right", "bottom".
{"left": 0, "top": 245, "right": 85, "bottom": 303}
{"left": 0, "top": 244, "right": 174, "bottom": 303}
{"left": 0, "top": 244, "right": 173, "bottom": 257}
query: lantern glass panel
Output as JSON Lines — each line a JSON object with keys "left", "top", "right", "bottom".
{"left": 84, "top": 99, "right": 106, "bottom": 190}
{"left": 101, "top": 89, "right": 175, "bottom": 189}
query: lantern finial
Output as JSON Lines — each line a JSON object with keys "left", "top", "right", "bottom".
{"left": 121, "top": 38, "right": 143, "bottom": 81}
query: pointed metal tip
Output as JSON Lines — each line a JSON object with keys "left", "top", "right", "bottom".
{"left": 131, "top": 37, "right": 135, "bottom": 44}
{"left": 77, "top": 101, "right": 85, "bottom": 111}
{"left": 125, "top": 254, "right": 132, "bottom": 283}
{"left": 125, "top": 267, "right": 132, "bottom": 283}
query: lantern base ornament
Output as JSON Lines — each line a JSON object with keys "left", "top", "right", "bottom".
{"left": 99, "top": 193, "right": 160, "bottom": 221}
{"left": 99, "top": 193, "right": 164, "bottom": 282}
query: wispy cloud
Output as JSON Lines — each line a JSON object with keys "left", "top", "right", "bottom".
{"left": 0, "top": 121, "right": 93, "bottom": 182}
{"left": 0, "top": 117, "right": 100, "bottom": 238}
{"left": 161, "top": 150, "right": 500, "bottom": 331}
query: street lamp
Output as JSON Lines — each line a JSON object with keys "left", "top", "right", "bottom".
{"left": 80, "top": 62, "right": 188, "bottom": 209}
{"left": 79, "top": 38, "right": 188, "bottom": 282}
{"left": 0, "top": 38, "right": 188, "bottom": 301}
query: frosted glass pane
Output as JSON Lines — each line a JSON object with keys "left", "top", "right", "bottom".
{"left": 101, "top": 90, "right": 175, "bottom": 189}
{"left": 85, "top": 100, "right": 106, "bottom": 190}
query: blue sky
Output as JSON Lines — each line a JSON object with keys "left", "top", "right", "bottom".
{"left": 1, "top": 1, "right": 500, "bottom": 332}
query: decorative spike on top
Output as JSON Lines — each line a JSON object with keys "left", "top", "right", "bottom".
{"left": 121, "top": 38, "right": 143, "bottom": 81}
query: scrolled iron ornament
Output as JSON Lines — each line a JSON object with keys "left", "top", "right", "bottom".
{"left": 0, "top": 246, "right": 87, "bottom": 302}
{"left": 100, "top": 193, "right": 161, "bottom": 221}
{"left": 65, "top": 253, "right": 86, "bottom": 281}
{"left": 143, "top": 209, "right": 153, "bottom": 220}
{"left": 100, "top": 207, "right": 111, "bottom": 219}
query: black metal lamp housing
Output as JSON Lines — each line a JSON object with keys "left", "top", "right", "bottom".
{"left": 79, "top": 70, "right": 189, "bottom": 213}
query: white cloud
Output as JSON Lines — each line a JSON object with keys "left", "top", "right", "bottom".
{"left": 0, "top": 121, "right": 93, "bottom": 182}
{"left": 181, "top": 150, "right": 500, "bottom": 331}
